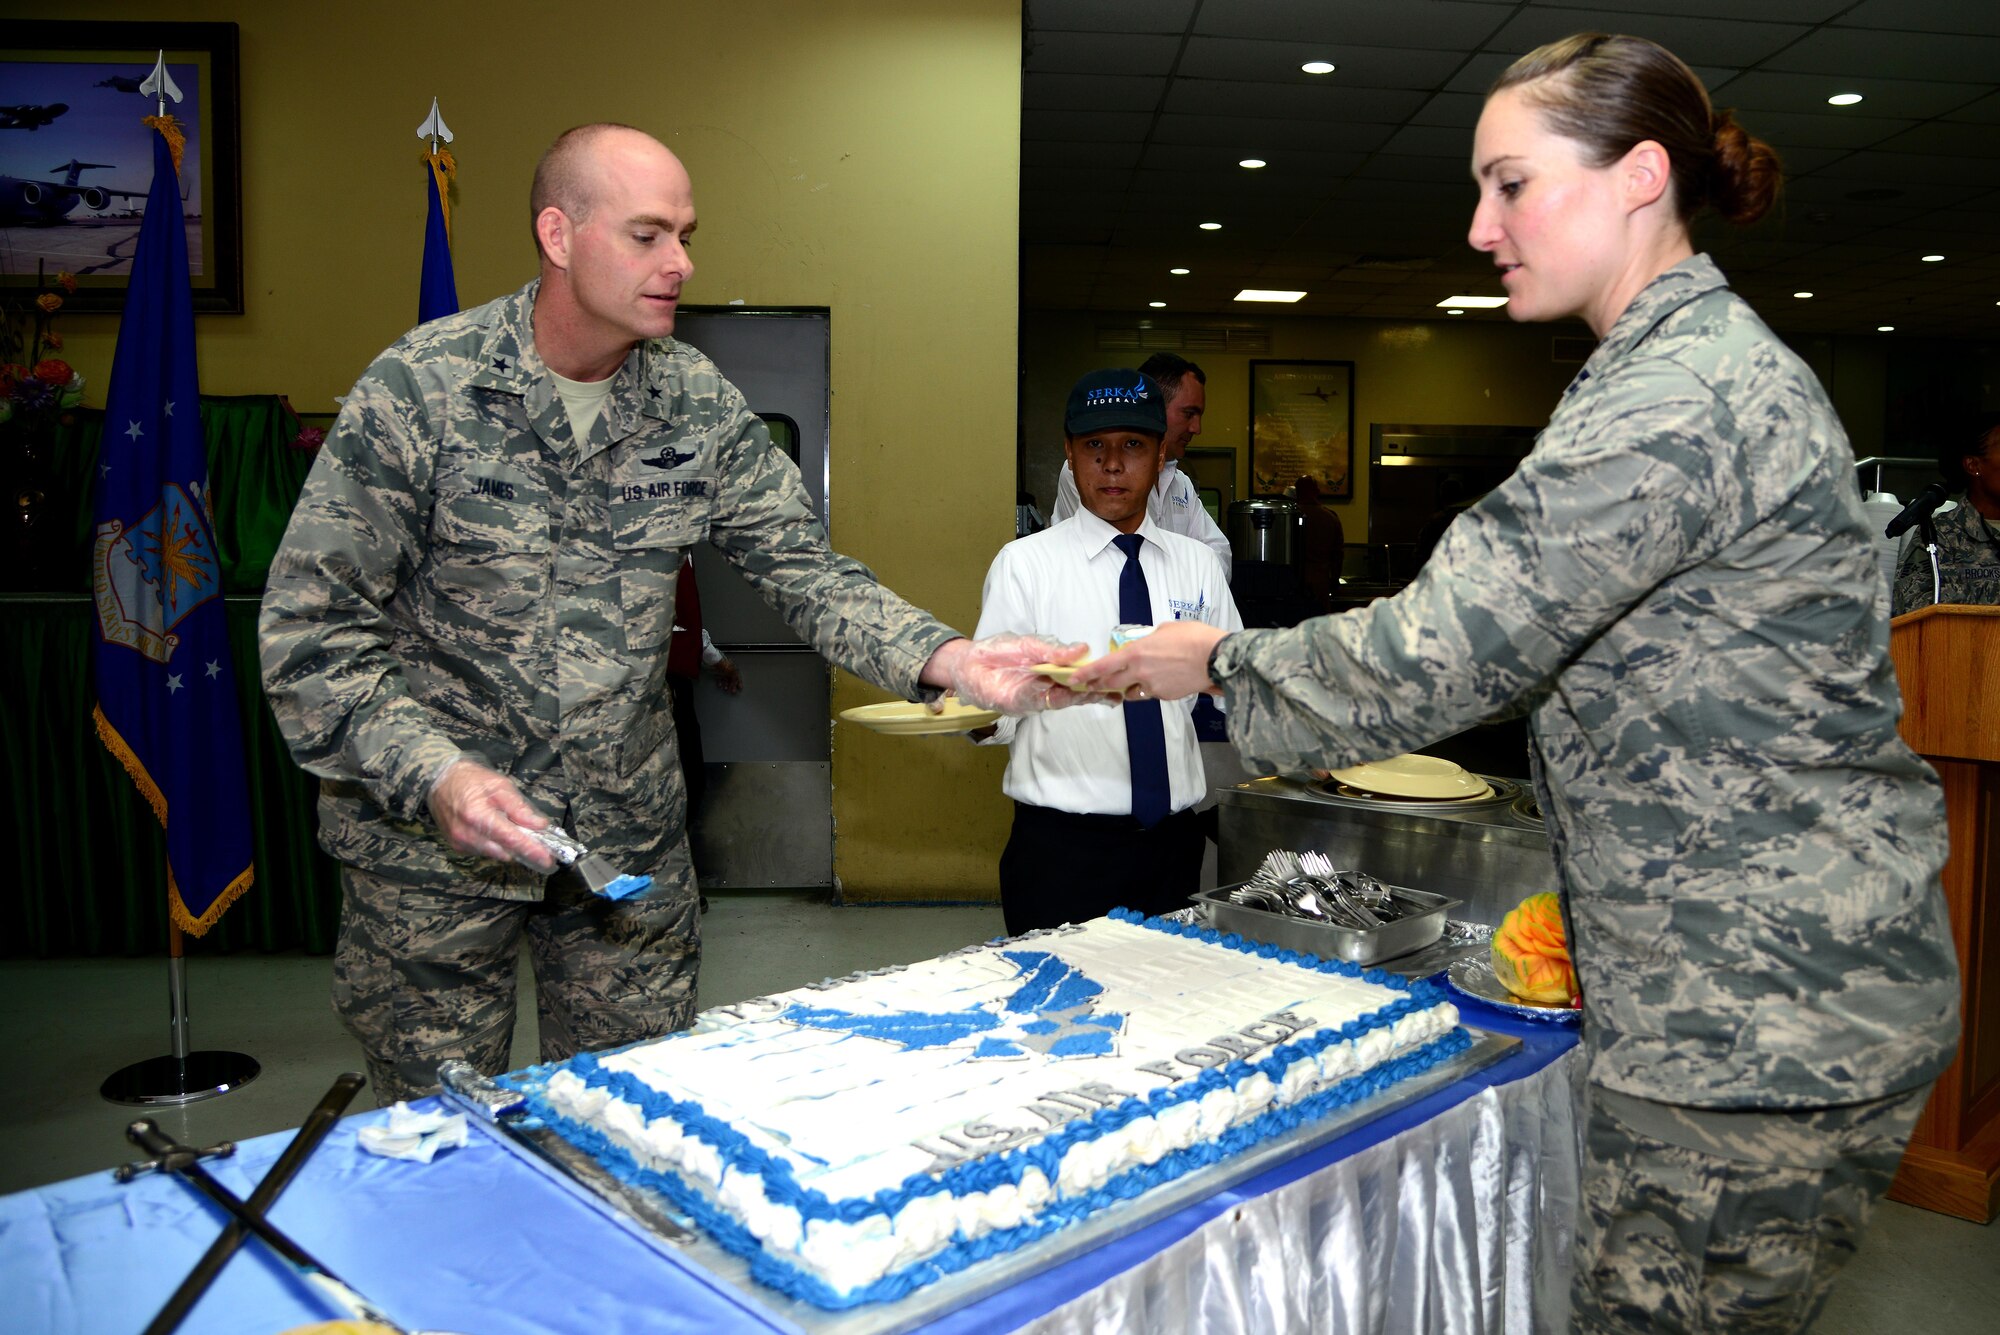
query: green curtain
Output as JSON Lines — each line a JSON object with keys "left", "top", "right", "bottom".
{"left": 0, "top": 396, "right": 342, "bottom": 956}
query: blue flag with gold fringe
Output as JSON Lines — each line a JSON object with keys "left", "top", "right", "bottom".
{"left": 420, "top": 148, "right": 458, "bottom": 323}
{"left": 90, "top": 125, "right": 254, "bottom": 936}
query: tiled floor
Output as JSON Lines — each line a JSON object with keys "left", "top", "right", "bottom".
{"left": 2, "top": 891, "right": 1991, "bottom": 1331}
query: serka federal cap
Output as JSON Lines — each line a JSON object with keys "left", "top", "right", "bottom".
{"left": 1064, "top": 369, "right": 1166, "bottom": 437}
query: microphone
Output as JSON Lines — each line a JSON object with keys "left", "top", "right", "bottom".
{"left": 1884, "top": 482, "right": 1949, "bottom": 539}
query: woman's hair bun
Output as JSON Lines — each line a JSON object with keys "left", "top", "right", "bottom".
{"left": 1709, "top": 109, "right": 1782, "bottom": 225}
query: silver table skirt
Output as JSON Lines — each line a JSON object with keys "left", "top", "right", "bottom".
{"left": 1018, "top": 1045, "right": 1585, "bottom": 1334}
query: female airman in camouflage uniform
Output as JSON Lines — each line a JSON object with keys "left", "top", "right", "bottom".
{"left": 1078, "top": 34, "right": 1960, "bottom": 1332}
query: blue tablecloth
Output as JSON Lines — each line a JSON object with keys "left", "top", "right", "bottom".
{"left": 4, "top": 996, "right": 1577, "bottom": 1335}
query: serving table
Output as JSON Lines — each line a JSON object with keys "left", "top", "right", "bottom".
{"left": 4, "top": 999, "right": 1580, "bottom": 1335}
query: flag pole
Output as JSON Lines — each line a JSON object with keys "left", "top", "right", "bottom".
{"left": 94, "top": 53, "right": 260, "bottom": 1107}
{"left": 101, "top": 900, "right": 260, "bottom": 1106}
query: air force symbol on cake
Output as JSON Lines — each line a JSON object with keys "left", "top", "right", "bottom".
{"left": 781, "top": 950, "right": 1126, "bottom": 1061}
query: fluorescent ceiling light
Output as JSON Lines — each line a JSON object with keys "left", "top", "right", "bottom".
{"left": 1447, "top": 309, "right": 1465, "bottom": 315}
{"left": 1239, "top": 158, "right": 1267, "bottom": 169}
{"left": 1148, "top": 301, "right": 1166, "bottom": 308}
{"left": 1234, "top": 289, "right": 1307, "bottom": 303}
{"left": 1301, "top": 61, "right": 1336, "bottom": 75}
{"left": 1794, "top": 292, "right": 1814, "bottom": 299}
{"left": 1877, "top": 325, "right": 1895, "bottom": 332}
{"left": 1922, "top": 254, "right": 1944, "bottom": 262}
{"left": 1198, "top": 221, "right": 1222, "bottom": 230}
{"left": 1437, "top": 295, "right": 1508, "bottom": 308}
{"left": 1169, "top": 267, "right": 1190, "bottom": 275}
{"left": 1827, "top": 93, "right": 1864, "bottom": 106}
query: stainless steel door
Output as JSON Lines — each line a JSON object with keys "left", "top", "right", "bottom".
{"left": 670, "top": 307, "right": 832, "bottom": 889}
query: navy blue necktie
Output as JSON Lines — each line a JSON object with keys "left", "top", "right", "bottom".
{"left": 1112, "top": 534, "right": 1171, "bottom": 827}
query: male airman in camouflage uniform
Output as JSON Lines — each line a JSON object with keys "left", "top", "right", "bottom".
{"left": 260, "top": 124, "right": 1075, "bottom": 1102}
{"left": 1088, "top": 256, "right": 1962, "bottom": 1329}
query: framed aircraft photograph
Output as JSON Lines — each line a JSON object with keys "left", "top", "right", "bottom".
{"left": 1, "top": 21, "right": 241, "bottom": 314}
{"left": 1249, "top": 359, "right": 1356, "bottom": 500}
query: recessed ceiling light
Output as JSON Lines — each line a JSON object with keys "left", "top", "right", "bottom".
{"left": 1235, "top": 289, "right": 1307, "bottom": 303}
{"left": 1447, "top": 309, "right": 1466, "bottom": 316}
{"left": 1922, "top": 254, "right": 1944, "bottom": 262}
{"left": 1169, "top": 267, "right": 1190, "bottom": 275}
{"left": 1148, "top": 301, "right": 1166, "bottom": 309}
{"left": 1199, "top": 221, "right": 1222, "bottom": 231}
{"left": 1827, "top": 93, "right": 1864, "bottom": 106}
{"left": 1301, "top": 61, "right": 1336, "bottom": 75}
{"left": 1437, "top": 295, "right": 1508, "bottom": 308}
{"left": 1794, "top": 292, "right": 1814, "bottom": 299}
{"left": 1877, "top": 325, "right": 1895, "bottom": 332}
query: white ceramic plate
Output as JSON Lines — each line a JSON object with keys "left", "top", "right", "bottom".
{"left": 838, "top": 698, "right": 1000, "bottom": 736}
{"left": 1325, "top": 753, "right": 1493, "bottom": 800}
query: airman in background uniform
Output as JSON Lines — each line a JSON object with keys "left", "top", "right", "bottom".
{"left": 261, "top": 124, "right": 1076, "bottom": 1102}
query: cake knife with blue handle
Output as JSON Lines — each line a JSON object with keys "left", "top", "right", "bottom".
{"left": 524, "top": 824, "right": 654, "bottom": 899}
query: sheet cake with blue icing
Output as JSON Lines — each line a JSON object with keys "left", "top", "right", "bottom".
{"left": 504, "top": 908, "right": 1469, "bottom": 1309}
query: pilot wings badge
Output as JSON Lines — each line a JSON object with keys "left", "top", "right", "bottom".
{"left": 92, "top": 482, "right": 223, "bottom": 665}
{"left": 639, "top": 443, "right": 699, "bottom": 471}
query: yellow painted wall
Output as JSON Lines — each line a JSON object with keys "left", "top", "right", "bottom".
{"left": 48, "top": 1, "right": 1023, "bottom": 901}
{"left": 1019, "top": 311, "right": 1583, "bottom": 541}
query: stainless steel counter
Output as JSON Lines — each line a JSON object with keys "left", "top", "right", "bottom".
{"left": 1216, "top": 776, "right": 1560, "bottom": 929}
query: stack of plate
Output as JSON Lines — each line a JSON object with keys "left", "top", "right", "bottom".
{"left": 1323, "top": 753, "right": 1493, "bottom": 801}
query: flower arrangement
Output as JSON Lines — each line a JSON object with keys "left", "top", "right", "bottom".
{"left": 1, "top": 265, "right": 87, "bottom": 430}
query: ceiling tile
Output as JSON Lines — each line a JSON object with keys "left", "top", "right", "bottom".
{"left": 1137, "top": 143, "right": 1370, "bottom": 178}
{"left": 1483, "top": 10, "right": 1807, "bottom": 66}
{"left": 1942, "top": 91, "right": 2000, "bottom": 122}
{"left": 1869, "top": 122, "right": 2000, "bottom": 160}
{"left": 1764, "top": 28, "right": 2000, "bottom": 83}
{"left": 1022, "top": 71, "right": 1166, "bottom": 113}
{"left": 1150, "top": 112, "right": 1395, "bottom": 153}
{"left": 1711, "top": 71, "right": 1991, "bottom": 119}
{"left": 1022, "top": 140, "right": 1147, "bottom": 169}
{"left": 1522, "top": 0, "right": 1850, "bottom": 18}
{"left": 1024, "top": 0, "right": 1198, "bottom": 34}
{"left": 1831, "top": 0, "right": 2000, "bottom": 37}
{"left": 1410, "top": 91, "right": 1487, "bottom": 128}
{"left": 1021, "top": 109, "right": 1156, "bottom": 142}
{"left": 1162, "top": 79, "right": 1428, "bottom": 123}
{"left": 1352, "top": 154, "right": 1478, "bottom": 185}
{"left": 1193, "top": 0, "right": 1514, "bottom": 50}
{"left": 1176, "top": 36, "right": 1467, "bottom": 88}
{"left": 1733, "top": 110, "right": 1917, "bottom": 151}
{"left": 1379, "top": 124, "right": 1475, "bottom": 158}
{"left": 1025, "top": 31, "right": 1186, "bottom": 77}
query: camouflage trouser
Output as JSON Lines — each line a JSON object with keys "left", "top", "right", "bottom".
{"left": 330, "top": 857, "right": 700, "bottom": 1104}
{"left": 1571, "top": 1081, "right": 1931, "bottom": 1333}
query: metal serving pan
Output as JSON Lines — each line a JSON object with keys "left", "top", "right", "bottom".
{"left": 1191, "top": 882, "right": 1462, "bottom": 966}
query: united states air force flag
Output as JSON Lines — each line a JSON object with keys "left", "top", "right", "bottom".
{"left": 90, "top": 126, "right": 254, "bottom": 936}
{"left": 420, "top": 147, "right": 458, "bottom": 323}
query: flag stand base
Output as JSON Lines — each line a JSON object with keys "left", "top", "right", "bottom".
{"left": 101, "top": 927, "right": 258, "bottom": 1106}
{"left": 101, "top": 1050, "right": 261, "bottom": 1106}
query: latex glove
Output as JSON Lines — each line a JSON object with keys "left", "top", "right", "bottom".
{"left": 1070, "top": 620, "right": 1230, "bottom": 704}
{"left": 427, "top": 759, "right": 557, "bottom": 870}
{"left": 929, "top": 633, "right": 1110, "bottom": 714}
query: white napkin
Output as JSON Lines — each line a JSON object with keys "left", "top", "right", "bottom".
{"left": 356, "top": 1101, "right": 470, "bottom": 1163}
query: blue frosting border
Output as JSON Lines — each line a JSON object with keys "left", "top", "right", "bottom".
{"left": 505, "top": 907, "right": 1467, "bottom": 1309}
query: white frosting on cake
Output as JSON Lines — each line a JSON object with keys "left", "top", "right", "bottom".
{"left": 529, "top": 914, "right": 1461, "bottom": 1305}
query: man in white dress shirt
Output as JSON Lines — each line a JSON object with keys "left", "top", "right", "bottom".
{"left": 976, "top": 369, "right": 1243, "bottom": 933}
{"left": 1051, "top": 353, "right": 1233, "bottom": 581}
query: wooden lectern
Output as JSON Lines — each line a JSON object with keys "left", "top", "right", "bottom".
{"left": 1887, "top": 604, "right": 2000, "bottom": 1222}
